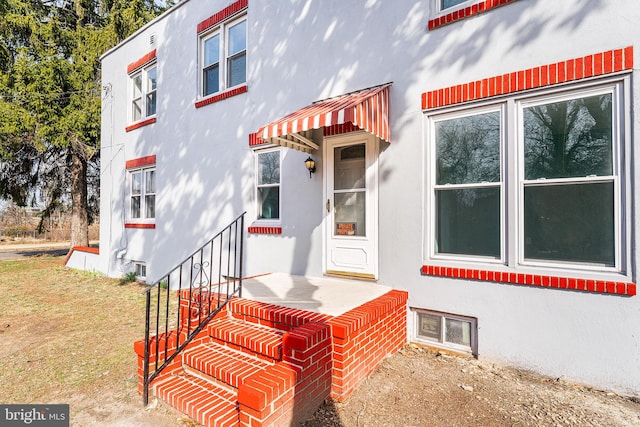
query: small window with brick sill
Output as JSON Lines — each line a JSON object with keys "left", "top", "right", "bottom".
{"left": 413, "top": 308, "right": 478, "bottom": 356}
{"left": 134, "top": 262, "right": 147, "bottom": 281}
{"left": 255, "top": 149, "right": 281, "bottom": 223}
{"left": 131, "top": 64, "right": 157, "bottom": 123}
{"left": 200, "top": 15, "right": 246, "bottom": 98}
{"left": 129, "top": 166, "right": 156, "bottom": 221}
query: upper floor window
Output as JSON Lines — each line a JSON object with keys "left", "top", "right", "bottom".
{"left": 131, "top": 65, "right": 157, "bottom": 122}
{"left": 201, "top": 16, "right": 247, "bottom": 97}
{"left": 130, "top": 166, "right": 156, "bottom": 220}
{"left": 441, "top": 0, "right": 467, "bottom": 10}
{"left": 256, "top": 149, "right": 280, "bottom": 221}
{"left": 428, "top": 81, "right": 623, "bottom": 272}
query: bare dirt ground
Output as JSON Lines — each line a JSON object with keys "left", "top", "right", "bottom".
{"left": 1, "top": 255, "right": 639, "bottom": 426}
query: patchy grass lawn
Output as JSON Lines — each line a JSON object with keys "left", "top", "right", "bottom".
{"left": 0, "top": 256, "right": 181, "bottom": 426}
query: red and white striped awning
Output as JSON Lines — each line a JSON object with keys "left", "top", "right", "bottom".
{"left": 256, "top": 83, "right": 391, "bottom": 152}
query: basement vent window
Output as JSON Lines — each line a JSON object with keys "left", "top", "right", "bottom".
{"left": 134, "top": 263, "right": 147, "bottom": 281}
{"left": 413, "top": 308, "right": 477, "bottom": 356}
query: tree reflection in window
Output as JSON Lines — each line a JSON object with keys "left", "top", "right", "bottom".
{"left": 434, "top": 111, "right": 501, "bottom": 258}
{"left": 523, "top": 93, "right": 615, "bottom": 265}
{"left": 524, "top": 94, "right": 612, "bottom": 180}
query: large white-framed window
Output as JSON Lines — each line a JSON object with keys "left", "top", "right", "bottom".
{"left": 432, "top": 106, "right": 504, "bottom": 262}
{"left": 518, "top": 86, "right": 618, "bottom": 269}
{"left": 200, "top": 15, "right": 247, "bottom": 98}
{"left": 131, "top": 64, "right": 157, "bottom": 122}
{"left": 255, "top": 149, "right": 281, "bottom": 222}
{"left": 427, "top": 79, "right": 625, "bottom": 274}
{"left": 130, "top": 166, "right": 156, "bottom": 221}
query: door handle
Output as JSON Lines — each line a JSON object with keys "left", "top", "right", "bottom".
{"left": 326, "top": 199, "right": 331, "bottom": 213}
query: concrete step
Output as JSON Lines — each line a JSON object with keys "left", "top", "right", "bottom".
{"left": 154, "top": 374, "right": 239, "bottom": 427}
{"left": 182, "top": 342, "right": 274, "bottom": 389}
{"left": 208, "top": 316, "right": 284, "bottom": 361}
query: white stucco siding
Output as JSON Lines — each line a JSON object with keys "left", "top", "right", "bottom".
{"left": 98, "top": 0, "right": 640, "bottom": 395}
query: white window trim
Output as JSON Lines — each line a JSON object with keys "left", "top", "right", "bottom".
{"left": 129, "top": 63, "right": 157, "bottom": 123}
{"left": 254, "top": 147, "right": 282, "bottom": 224}
{"left": 129, "top": 166, "right": 156, "bottom": 222}
{"left": 199, "top": 14, "right": 247, "bottom": 99}
{"left": 423, "top": 77, "right": 630, "bottom": 280}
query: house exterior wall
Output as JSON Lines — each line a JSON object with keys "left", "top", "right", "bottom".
{"left": 100, "top": 0, "right": 640, "bottom": 396}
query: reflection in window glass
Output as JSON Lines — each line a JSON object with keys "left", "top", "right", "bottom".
{"left": 258, "top": 187, "right": 279, "bottom": 220}
{"left": 524, "top": 182, "right": 614, "bottom": 265}
{"left": 445, "top": 318, "right": 472, "bottom": 347}
{"left": 256, "top": 151, "right": 280, "bottom": 221}
{"left": 434, "top": 110, "right": 501, "bottom": 258}
{"left": 524, "top": 94, "right": 612, "bottom": 180}
{"left": 436, "top": 188, "right": 500, "bottom": 257}
{"left": 228, "top": 20, "right": 246, "bottom": 56}
{"left": 418, "top": 312, "right": 441, "bottom": 341}
{"left": 334, "top": 192, "right": 366, "bottom": 237}
{"left": 258, "top": 151, "right": 280, "bottom": 185}
{"left": 436, "top": 112, "right": 500, "bottom": 185}
{"left": 441, "top": 0, "right": 467, "bottom": 10}
{"left": 334, "top": 144, "right": 366, "bottom": 190}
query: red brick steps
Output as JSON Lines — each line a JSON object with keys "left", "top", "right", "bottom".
{"left": 154, "top": 374, "right": 238, "bottom": 427}
{"left": 208, "top": 317, "right": 284, "bottom": 360}
{"left": 135, "top": 289, "right": 409, "bottom": 426}
{"left": 182, "top": 342, "right": 274, "bottom": 389}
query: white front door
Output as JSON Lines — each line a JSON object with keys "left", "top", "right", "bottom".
{"left": 324, "top": 132, "right": 378, "bottom": 279}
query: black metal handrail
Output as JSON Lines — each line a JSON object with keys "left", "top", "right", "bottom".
{"left": 142, "top": 212, "right": 245, "bottom": 405}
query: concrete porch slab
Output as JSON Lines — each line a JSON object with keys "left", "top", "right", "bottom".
{"left": 240, "top": 273, "right": 392, "bottom": 316}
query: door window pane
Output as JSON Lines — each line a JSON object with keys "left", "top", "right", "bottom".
{"left": 524, "top": 94, "right": 612, "bottom": 180}
{"left": 435, "top": 187, "right": 500, "bottom": 257}
{"left": 524, "top": 182, "right": 614, "bottom": 265}
{"left": 334, "top": 144, "right": 366, "bottom": 190}
{"left": 334, "top": 192, "right": 365, "bottom": 237}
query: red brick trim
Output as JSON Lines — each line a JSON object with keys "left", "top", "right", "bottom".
{"left": 127, "top": 49, "right": 157, "bottom": 74}
{"left": 125, "top": 117, "right": 156, "bottom": 132}
{"left": 63, "top": 246, "right": 99, "bottom": 265}
{"left": 125, "top": 223, "right": 156, "bottom": 229}
{"left": 421, "top": 265, "right": 637, "bottom": 296}
{"left": 194, "top": 85, "right": 247, "bottom": 109}
{"left": 323, "top": 122, "right": 361, "bottom": 137}
{"left": 422, "top": 46, "right": 634, "bottom": 110}
{"left": 126, "top": 155, "right": 156, "bottom": 169}
{"left": 197, "top": 0, "right": 248, "bottom": 34}
{"left": 248, "top": 226, "right": 282, "bottom": 235}
{"left": 249, "top": 132, "right": 269, "bottom": 147}
{"left": 428, "top": 0, "right": 519, "bottom": 30}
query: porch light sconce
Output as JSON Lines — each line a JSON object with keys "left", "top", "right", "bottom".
{"left": 304, "top": 156, "right": 316, "bottom": 178}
